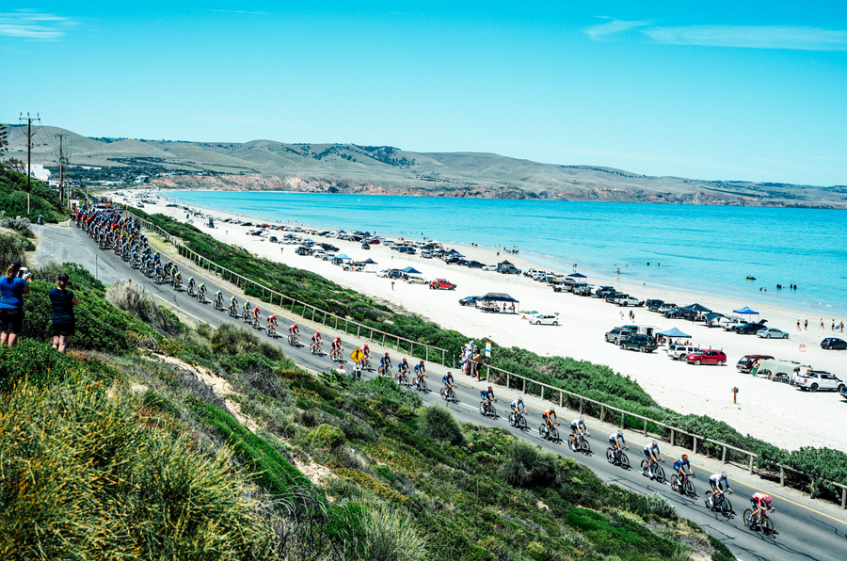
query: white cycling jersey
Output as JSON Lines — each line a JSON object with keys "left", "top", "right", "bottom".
{"left": 571, "top": 420, "right": 585, "bottom": 432}
{"left": 710, "top": 473, "right": 726, "bottom": 483}
{"left": 510, "top": 399, "right": 523, "bottom": 410}
{"left": 644, "top": 444, "right": 660, "bottom": 454}
{"left": 609, "top": 435, "right": 623, "bottom": 445}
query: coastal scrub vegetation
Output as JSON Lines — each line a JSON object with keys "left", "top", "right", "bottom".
{"left": 0, "top": 163, "right": 68, "bottom": 223}
{"left": 131, "top": 209, "right": 847, "bottom": 501}
{"left": 0, "top": 262, "right": 733, "bottom": 560}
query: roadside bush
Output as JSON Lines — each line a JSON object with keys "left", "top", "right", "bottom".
{"left": 211, "top": 323, "right": 283, "bottom": 360}
{"left": 647, "top": 492, "right": 677, "bottom": 519}
{"left": 33, "top": 259, "right": 63, "bottom": 283}
{"left": 360, "top": 503, "right": 426, "bottom": 561}
{"left": 0, "top": 214, "right": 33, "bottom": 237}
{"left": 0, "top": 231, "right": 27, "bottom": 268}
{"left": 417, "top": 405, "right": 464, "bottom": 446}
{"left": 498, "top": 440, "right": 558, "bottom": 488}
{"left": 310, "top": 423, "right": 346, "bottom": 451}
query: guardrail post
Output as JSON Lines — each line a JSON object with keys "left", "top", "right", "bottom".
{"left": 323, "top": 312, "right": 327, "bottom": 324}
{"left": 670, "top": 429, "right": 675, "bottom": 446}
{"left": 721, "top": 446, "right": 727, "bottom": 464}
{"left": 643, "top": 419, "right": 647, "bottom": 436}
{"left": 579, "top": 398, "right": 583, "bottom": 415}
{"left": 693, "top": 437, "right": 698, "bottom": 455}
{"left": 522, "top": 378, "right": 526, "bottom": 394}
{"left": 559, "top": 390, "right": 562, "bottom": 407}
{"left": 279, "top": 295, "right": 283, "bottom": 306}
{"left": 780, "top": 466, "right": 785, "bottom": 486}
{"left": 600, "top": 405, "right": 604, "bottom": 422}
{"left": 540, "top": 387, "right": 544, "bottom": 401}
{"left": 842, "top": 487, "right": 846, "bottom": 510}
{"left": 748, "top": 455, "right": 754, "bottom": 474}
{"left": 441, "top": 349, "right": 445, "bottom": 365}
{"left": 357, "top": 325, "right": 361, "bottom": 338}
{"left": 620, "top": 412, "right": 625, "bottom": 429}
{"left": 506, "top": 372, "right": 510, "bottom": 389}
{"left": 395, "top": 336, "right": 399, "bottom": 351}
{"left": 333, "top": 316, "right": 337, "bottom": 329}
{"left": 410, "top": 343, "right": 414, "bottom": 357}
{"left": 382, "top": 334, "right": 385, "bottom": 347}
{"left": 311, "top": 308, "right": 316, "bottom": 321}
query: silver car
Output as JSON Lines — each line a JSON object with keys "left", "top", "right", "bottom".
{"left": 757, "top": 327, "right": 789, "bottom": 339}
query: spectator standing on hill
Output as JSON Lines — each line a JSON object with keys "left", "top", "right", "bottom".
{"left": 49, "top": 272, "right": 78, "bottom": 354}
{"left": 0, "top": 261, "right": 30, "bottom": 347}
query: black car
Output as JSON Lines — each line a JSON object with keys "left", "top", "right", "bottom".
{"left": 321, "top": 243, "right": 339, "bottom": 252}
{"left": 735, "top": 321, "right": 768, "bottom": 335}
{"left": 445, "top": 256, "right": 462, "bottom": 265}
{"left": 619, "top": 335, "right": 658, "bottom": 353}
{"left": 822, "top": 337, "right": 847, "bottom": 350}
{"left": 574, "top": 285, "right": 592, "bottom": 296}
{"left": 459, "top": 295, "right": 483, "bottom": 306}
{"left": 604, "top": 292, "right": 625, "bottom": 303}
{"left": 465, "top": 260, "right": 485, "bottom": 268}
{"left": 646, "top": 299, "right": 664, "bottom": 311}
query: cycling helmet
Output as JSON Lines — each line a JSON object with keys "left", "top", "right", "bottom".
{"left": 652, "top": 440, "right": 658, "bottom": 447}
{"left": 384, "top": 352, "right": 389, "bottom": 356}
{"left": 518, "top": 396, "right": 524, "bottom": 402}
{"left": 764, "top": 496, "right": 772, "bottom": 505}
{"left": 682, "top": 454, "right": 688, "bottom": 459}
{"left": 720, "top": 471, "right": 728, "bottom": 478}
{"left": 293, "top": 323, "right": 298, "bottom": 328}
{"left": 419, "top": 360, "right": 424, "bottom": 364}
{"left": 316, "top": 330, "right": 320, "bottom": 335}
{"left": 488, "top": 386, "right": 493, "bottom": 391}
{"left": 617, "top": 429, "right": 623, "bottom": 436}
{"left": 579, "top": 417, "right": 585, "bottom": 423}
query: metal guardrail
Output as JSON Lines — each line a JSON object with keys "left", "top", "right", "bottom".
{"left": 134, "top": 213, "right": 847, "bottom": 510}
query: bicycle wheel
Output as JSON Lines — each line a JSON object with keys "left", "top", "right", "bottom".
{"left": 441, "top": 388, "right": 448, "bottom": 400}
{"left": 684, "top": 479, "right": 696, "bottom": 498}
{"left": 671, "top": 475, "right": 680, "bottom": 489}
{"left": 579, "top": 439, "right": 591, "bottom": 453}
{"left": 742, "top": 509, "right": 754, "bottom": 529}
{"left": 654, "top": 465, "right": 665, "bottom": 482}
{"left": 641, "top": 460, "right": 650, "bottom": 476}
{"left": 720, "top": 497, "right": 732, "bottom": 517}
{"left": 606, "top": 448, "right": 615, "bottom": 464}
{"left": 549, "top": 428, "right": 559, "bottom": 442}
{"left": 538, "top": 425, "right": 546, "bottom": 438}
{"left": 517, "top": 416, "right": 527, "bottom": 430}
{"left": 619, "top": 452, "right": 630, "bottom": 470}
{"left": 489, "top": 406, "right": 497, "bottom": 418}
{"left": 761, "top": 517, "right": 774, "bottom": 537}
{"left": 420, "top": 379, "right": 427, "bottom": 392}
{"left": 703, "top": 492, "right": 713, "bottom": 510}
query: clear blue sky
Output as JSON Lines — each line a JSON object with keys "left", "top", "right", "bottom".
{"left": 3, "top": 1, "right": 846, "bottom": 185}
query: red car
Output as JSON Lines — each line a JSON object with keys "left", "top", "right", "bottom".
{"left": 430, "top": 278, "right": 457, "bottom": 290}
{"left": 686, "top": 350, "right": 727, "bottom": 366}
{"left": 367, "top": 239, "right": 381, "bottom": 244}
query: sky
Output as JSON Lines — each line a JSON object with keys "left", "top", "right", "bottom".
{"left": 2, "top": 1, "right": 846, "bottom": 185}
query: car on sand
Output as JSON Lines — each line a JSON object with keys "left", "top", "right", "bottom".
{"left": 459, "top": 295, "right": 484, "bottom": 306}
{"left": 685, "top": 350, "right": 727, "bottom": 366}
{"left": 795, "top": 371, "right": 845, "bottom": 393}
{"left": 430, "top": 278, "right": 457, "bottom": 290}
{"left": 821, "top": 337, "right": 847, "bottom": 350}
{"left": 529, "top": 314, "right": 560, "bottom": 326}
{"left": 757, "top": 327, "right": 789, "bottom": 339}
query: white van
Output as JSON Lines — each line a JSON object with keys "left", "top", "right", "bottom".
{"left": 405, "top": 273, "right": 428, "bottom": 284}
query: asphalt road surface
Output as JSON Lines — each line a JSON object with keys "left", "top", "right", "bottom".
{"left": 36, "top": 222, "right": 847, "bottom": 561}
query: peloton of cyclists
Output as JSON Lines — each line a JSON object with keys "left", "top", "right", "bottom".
{"left": 569, "top": 417, "right": 589, "bottom": 451}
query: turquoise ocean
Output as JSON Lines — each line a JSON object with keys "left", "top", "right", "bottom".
{"left": 163, "top": 191, "right": 847, "bottom": 317}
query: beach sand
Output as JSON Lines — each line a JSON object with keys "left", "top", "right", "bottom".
{"left": 121, "top": 191, "right": 847, "bottom": 454}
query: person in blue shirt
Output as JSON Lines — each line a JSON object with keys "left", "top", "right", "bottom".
{"left": 480, "top": 386, "right": 495, "bottom": 408}
{"left": 671, "top": 454, "right": 695, "bottom": 493}
{"left": 442, "top": 371, "right": 456, "bottom": 397}
{"left": 0, "top": 261, "right": 30, "bottom": 347}
{"left": 379, "top": 353, "right": 392, "bottom": 375}
{"left": 49, "top": 272, "right": 79, "bottom": 354}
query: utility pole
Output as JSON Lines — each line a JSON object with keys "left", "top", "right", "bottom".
{"left": 19, "top": 113, "right": 41, "bottom": 195}
{"left": 57, "top": 134, "right": 65, "bottom": 203}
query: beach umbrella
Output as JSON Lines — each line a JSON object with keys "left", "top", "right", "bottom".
{"left": 657, "top": 327, "right": 691, "bottom": 338}
{"left": 568, "top": 273, "right": 587, "bottom": 278}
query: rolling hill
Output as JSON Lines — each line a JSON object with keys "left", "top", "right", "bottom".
{"left": 4, "top": 124, "right": 846, "bottom": 208}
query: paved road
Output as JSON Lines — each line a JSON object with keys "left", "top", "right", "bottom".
{"left": 38, "top": 222, "right": 847, "bottom": 561}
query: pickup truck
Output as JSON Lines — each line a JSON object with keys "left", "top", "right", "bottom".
{"left": 498, "top": 266, "right": 521, "bottom": 275}
{"left": 615, "top": 295, "right": 642, "bottom": 307}
{"left": 795, "top": 371, "right": 846, "bottom": 393}
{"left": 668, "top": 344, "right": 700, "bottom": 360}
{"left": 721, "top": 317, "right": 747, "bottom": 331}
{"left": 605, "top": 292, "right": 625, "bottom": 304}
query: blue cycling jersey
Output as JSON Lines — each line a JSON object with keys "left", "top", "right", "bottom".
{"left": 442, "top": 374, "right": 453, "bottom": 384}
{"left": 414, "top": 364, "right": 425, "bottom": 374}
{"left": 673, "top": 458, "right": 690, "bottom": 470}
{"left": 480, "top": 389, "right": 494, "bottom": 400}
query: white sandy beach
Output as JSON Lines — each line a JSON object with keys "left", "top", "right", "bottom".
{"left": 119, "top": 191, "right": 847, "bottom": 454}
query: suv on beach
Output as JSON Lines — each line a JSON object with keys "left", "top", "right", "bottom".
{"left": 459, "top": 295, "right": 484, "bottom": 306}
{"left": 605, "top": 327, "right": 634, "bottom": 344}
{"left": 499, "top": 266, "right": 521, "bottom": 275}
{"left": 574, "top": 284, "right": 592, "bottom": 296}
{"left": 619, "top": 335, "right": 658, "bottom": 353}
{"left": 668, "top": 344, "right": 700, "bottom": 360}
{"left": 735, "top": 320, "right": 768, "bottom": 334}
{"left": 430, "top": 279, "right": 457, "bottom": 290}
{"left": 421, "top": 251, "right": 433, "bottom": 259}
{"left": 795, "top": 371, "right": 845, "bottom": 393}
{"left": 646, "top": 299, "right": 664, "bottom": 311}
{"left": 821, "top": 338, "right": 847, "bottom": 350}
{"left": 605, "top": 292, "right": 625, "bottom": 304}
{"left": 615, "top": 295, "right": 642, "bottom": 307}
{"left": 657, "top": 303, "right": 677, "bottom": 314}
{"left": 685, "top": 350, "right": 727, "bottom": 366}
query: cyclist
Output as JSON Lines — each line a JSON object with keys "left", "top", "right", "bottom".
{"left": 569, "top": 417, "right": 589, "bottom": 451}
{"left": 331, "top": 336, "right": 343, "bottom": 358}
{"left": 608, "top": 430, "right": 627, "bottom": 465}
{"left": 480, "top": 386, "right": 495, "bottom": 409}
{"left": 397, "top": 358, "right": 410, "bottom": 377}
{"left": 214, "top": 290, "right": 223, "bottom": 308}
{"left": 671, "top": 454, "right": 695, "bottom": 493}
{"left": 644, "top": 440, "right": 665, "bottom": 480}
{"left": 442, "top": 371, "right": 456, "bottom": 397}
{"left": 173, "top": 270, "right": 181, "bottom": 288}
{"left": 252, "top": 305, "right": 261, "bottom": 327}
{"left": 311, "top": 330, "right": 322, "bottom": 353}
{"left": 708, "top": 472, "right": 732, "bottom": 508}
{"left": 289, "top": 322, "right": 299, "bottom": 337}
{"left": 379, "top": 352, "right": 392, "bottom": 375}
{"left": 542, "top": 408, "right": 559, "bottom": 439}
{"left": 198, "top": 282, "right": 206, "bottom": 299}
{"left": 242, "top": 300, "right": 251, "bottom": 320}
{"left": 362, "top": 342, "right": 371, "bottom": 360}
{"left": 413, "top": 360, "right": 427, "bottom": 389}
{"left": 229, "top": 295, "right": 238, "bottom": 314}
{"left": 749, "top": 492, "right": 774, "bottom": 527}
{"left": 268, "top": 314, "right": 278, "bottom": 334}
{"left": 511, "top": 396, "right": 526, "bottom": 417}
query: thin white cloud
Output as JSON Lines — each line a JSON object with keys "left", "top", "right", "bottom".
{"left": 642, "top": 25, "right": 847, "bottom": 51}
{"left": 0, "top": 10, "right": 75, "bottom": 40}
{"left": 584, "top": 18, "right": 650, "bottom": 40}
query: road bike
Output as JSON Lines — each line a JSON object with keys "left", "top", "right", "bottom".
{"left": 704, "top": 490, "right": 733, "bottom": 518}
{"left": 743, "top": 508, "right": 775, "bottom": 537}
{"left": 197, "top": 290, "right": 207, "bottom": 303}
{"left": 538, "top": 424, "right": 560, "bottom": 443}
{"left": 229, "top": 305, "right": 239, "bottom": 318}
{"left": 396, "top": 373, "right": 409, "bottom": 386}
{"left": 188, "top": 285, "right": 197, "bottom": 297}
{"left": 413, "top": 376, "right": 428, "bottom": 393}
{"left": 361, "top": 356, "right": 373, "bottom": 371}
{"left": 287, "top": 333, "right": 298, "bottom": 345}
{"left": 266, "top": 325, "right": 277, "bottom": 338}
{"left": 570, "top": 432, "right": 591, "bottom": 453}
{"left": 311, "top": 343, "right": 323, "bottom": 356}
{"left": 671, "top": 473, "right": 697, "bottom": 498}
{"left": 214, "top": 298, "right": 224, "bottom": 311}
{"left": 251, "top": 317, "right": 263, "bottom": 330}
{"left": 377, "top": 364, "right": 392, "bottom": 376}
{"left": 606, "top": 447, "right": 630, "bottom": 469}
{"left": 242, "top": 310, "right": 251, "bottom": 323}
{"left": 330, "top": 348, "right": 343, "bottom": 362}
{"left": 440, "top": 385, "right": 457, "bottom": 402}
{"left": 640, "top": 459, "right": 666, "bottom": 482}
{"left": 479, "top": 398, "right": 497, "bottom": 418}
{"left": 508, "top": 411, "right": 528, "bottom": 430}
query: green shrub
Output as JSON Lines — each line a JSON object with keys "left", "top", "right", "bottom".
{"left": 0, "top": 231, "right": 28, "bottom": 268}
{"left": 310, "top": 423, "right": 346, "bottom": 450}
{"left": 647, "top": 492, "right": 677, "bottom": 519}
{"left": 360, "top": 503, "right": 426, "bottom": 561}
{"left": 211, "top": 322, "right": 283, "bottom": 360}
{"left": 335, "top": 468, "right": 407, "bottom": 503}
{"left": 498, "top": 440, "right": 558, "bottom": 488}
{"left": 0, "top": 339, "right": 87, "bottom": 389}
{"left": 417, "top": 404, "right": 464, "bottom": 446}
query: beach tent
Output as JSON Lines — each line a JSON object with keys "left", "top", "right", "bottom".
{"left": 733, "top": 306, "right": 759, "bottom": 318}
{"left": 703, "top": 312, "right": 726, "bottom": 326}
{"left": 680, "top": 303, "right": 711, "bottom": 313}
{"left": 480, "top": 292, "right": 519, "bottom": 302}
{"left": 658, "top": 327, "right": 691, "bottom": 338}
{"left": 332, "top": 254, "right": 353, "bottom": 265}
{"left": 401, "top": 266, "right": 422, "bottom": 274}
{"left": 568, "top": 273, "right": 587, "bottom": 278}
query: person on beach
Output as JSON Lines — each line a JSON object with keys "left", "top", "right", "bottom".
{"left": 797, "top": 320, "right": 801, "bottom": 331}
{"left": 833, "top": 320, "right": 836, "bottom": 331}
{"left": 841, "top": 321, "right": 845, "bottom": 332}
{"left": 804, "top": 319, "right": 808, "bottom": 330}
{"left": 820, "top": 319, "right": 824, "bottom": 330}
{"left": 0, "top": 261, "right": 30, "bottom": 348}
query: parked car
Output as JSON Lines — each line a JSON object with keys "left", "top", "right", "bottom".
{"left": 735, "top": 355, "right": 774, "bottom": 373}
{"left": 821, "top": 337, "right": 847, "bottom": 350}
{"left": 529, "top": 314, "right": 560, "bottom": 326}
{"left": 735, "top": 321, "right": 768, "bottom": 334}
{"left": 376, "top": 269, "right": 391, "bottom": 278}
{"left": 321, "top": 243, "right": 339, "bottom": 252}
{"left": 574, "top": 285, "right": 592, "bottom": 296}
{"left": 465, "top": 260, "right": 485, "bottom": 268}
{"left": 498, "top": 266, "right": 521, "bottom": 274}
{"left": 646, "top": 299, "right": 664, "bottom": 311}
{"left": 421, "top": 251, "right": 433, "bottom": 259}
{"left": 795, "top": 371, "right": 846, "bottom": 393}
{"left": 459, "top": 295, "right": 484, "bottom": 306}
{"left": 430, "top": 279, "right": 457, "bottom": 290}
{"left": 295, "top": 246, "right": 312, "bottom": 255}
{"left": 657, "top": 303, "right": 677, "bottom": 314}
{"left": 405, "top": 274, "right": 429, "bottom": 284}
{"left": 757, "top": 327, "right": 789, "bottom": 339}
{"left": 482, "top": 264, "right": 497, "bottom": 271}
{"left": 615, "top": 296, "right": 642, "bottom": 307}
{"left": 721, "top": 317, "right": 748, "bottom": 331}
{"left": 605, "top": 327, "right": 635, "bottom": 344}
{"left": 685, "top": 350, "right": 727, "bottom": 366}
{"left": 619, "top": 335, "right": 658, "bottom": 353}
{"left": 668, "top": 344, "right": 700, "bottom": 360}
{"left": 605, "top": 292, "right": 625, "bottom": 304}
